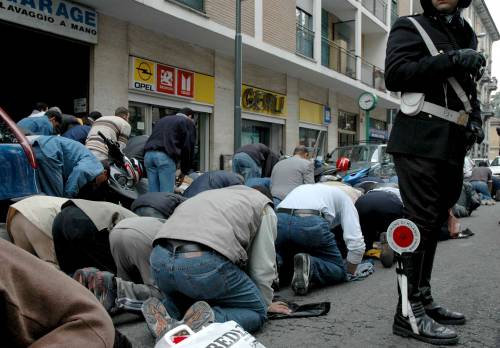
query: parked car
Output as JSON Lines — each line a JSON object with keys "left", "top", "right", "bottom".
{"left": 472, "top": 158, "right": 489, "bottom": 167}
{"left": 327, "top": 143, "right": 391, "bottom": 172}
{"left": 0, "top": 107, "right": 40, "bottom": 220}
{"left": 490, "top": 156, "right": 500, "bottom": 177}
{"left": 325, "top": 143, "right": 395, "bottom": 185}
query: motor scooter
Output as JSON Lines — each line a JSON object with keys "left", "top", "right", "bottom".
{"left": 98, "top": 132, "right": 147, "bottom": 208}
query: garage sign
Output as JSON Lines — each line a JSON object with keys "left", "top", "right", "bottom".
{"left": 0, "top": 0, "right": 98, "bottom": 44}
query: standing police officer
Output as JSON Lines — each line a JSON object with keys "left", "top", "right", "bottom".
{"left": 385, "top": 0, "right": 485, "bottom": 345}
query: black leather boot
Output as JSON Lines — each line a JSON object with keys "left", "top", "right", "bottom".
{"left": 393, "top": 252, "right": 459, "bottom": 345}
{"left": 420, "top": 241, "right": 466, "bottom": 325}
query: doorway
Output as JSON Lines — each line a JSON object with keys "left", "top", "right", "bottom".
{"left": 0, "top": 21, "right": 90, "bottom": 121}
{"left": 128, "top": 102, "right": 210, "bottom": 171}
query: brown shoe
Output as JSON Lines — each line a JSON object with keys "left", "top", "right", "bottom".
{"left": 182, "top": 301, "right": 215, "bottom": 332}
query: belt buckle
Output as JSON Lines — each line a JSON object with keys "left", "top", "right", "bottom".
{"left": 457, "top": 111, "right": 469, "bottom": 127}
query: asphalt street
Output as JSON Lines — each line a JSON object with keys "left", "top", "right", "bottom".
{"left": 116, "top": 203, "right": 500, "bottom": 347}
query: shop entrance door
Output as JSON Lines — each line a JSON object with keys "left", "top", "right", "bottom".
{"left": 242, "top": 119, "right": 284, "bottom": 154}
{"left": 128, "top": 102, "right": 210, "bottom": 171}
{"left": 0, "top": 21, "right": 90, "bottom": 121}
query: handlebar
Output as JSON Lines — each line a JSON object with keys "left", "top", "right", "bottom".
{"left": 98, "top": 131, "right": 125, "bottom": 166}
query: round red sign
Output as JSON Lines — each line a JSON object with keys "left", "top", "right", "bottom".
{"left": 393, "top": 225, "right": 414, "bottom": 248}
{"left": 387, "top": 219, "right": 420, "bottom": 253}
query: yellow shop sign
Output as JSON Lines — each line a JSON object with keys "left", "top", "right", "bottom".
{"left": 242, "top": 85, "right": 286, "bottom": 117}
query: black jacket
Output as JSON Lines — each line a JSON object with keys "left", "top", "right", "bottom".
{"left": 131, "top": 192, "right": 186, "bottom": 218}
{"left": 183, "top": 170, "right": 243, "bottom": 198}
{"left": 235, "top": 143, "right": 279, "bottom": 178}
{"left": 124, "top": 135, "right": 148, "bottom": 160}
{"left": 144, "top": 114, "right": 197, "bottom": 174}
{"left": 385, "top": 14, "right": 481, "bottom": 165}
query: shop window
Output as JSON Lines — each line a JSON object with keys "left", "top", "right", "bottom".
{"left": 129, "top": 104, "right": 147, "bottom": 136}
{"left": 338, "top": 110, "right": 358, "bottom": 132}
{"left": 175, "top": 0, "right": 204, "bottom": 12}
{"left": 338, "top": 132, "right": 357, "bottom": 147}
{"left": 300, "top": 127, "right": 328, "bottom": 159}
{"left": 370, "top": 118, "right": 387, "bottom": 130}
{"left": 242, "top": 119, "right": 283, "bottom": 155}
{"left": 296, "top": 7, "right": 314, "bottom": 58}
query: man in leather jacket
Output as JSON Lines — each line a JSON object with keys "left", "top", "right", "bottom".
{"left": 385, "top": 0, "right": 485, "bottom": 345}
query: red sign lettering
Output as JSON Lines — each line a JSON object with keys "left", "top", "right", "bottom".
{"left": 177, "top": 69, "right": 194, "bottom": 98}
{"left": 157, "top": 64, "right": 176, "bottom": 95}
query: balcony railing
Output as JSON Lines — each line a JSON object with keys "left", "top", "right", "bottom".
{"left": 361, "top": 58, "right": 386, "bottom": 92}
{"left": 321, "top": 37, "right": 357, "bottom": 79}
{"left": 296, "top": 24, "right": 315, "bottom": 58}
{"left": 362, "top": 0, "right": 387, "bottom": 24}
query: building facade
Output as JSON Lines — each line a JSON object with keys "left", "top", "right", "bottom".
{"left": 0, "top": 0, "right": 401, "bottom": 171}
{"left": 1, "top": 0, "right": 497, "bottom": 169}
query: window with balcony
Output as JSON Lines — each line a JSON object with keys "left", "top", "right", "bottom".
{"left": 175, "top": 0, "right": 204, "bottom": 12}
{"left": 362, "top": 0, "right": 387, "bottom": 24}
{"left": 296, "top": 7, "right": 314, "bottom": 58}
{"left": 322, "top": 18, "right": 357, "bottom": 79}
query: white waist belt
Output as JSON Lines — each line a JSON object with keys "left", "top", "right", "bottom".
{"left": 420, "top": 101, "right": 469, "bottom": 127}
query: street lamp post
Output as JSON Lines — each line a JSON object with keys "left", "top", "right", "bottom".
{"left": 234, "top": 0, "right": 242, "bottom": 152}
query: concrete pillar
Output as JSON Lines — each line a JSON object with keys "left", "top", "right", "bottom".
{"left": 313, "top": 0, "right": 322, "bottom": 65}
{"left": 212, "top": 53, "right": 235, "bottom": 170}
{"left": 286, "top": 76, "right": 300, "bottom": 154}
{"left": 255, "top": 0, "right": 263, "bottom": 42}
{"left": 327, "top": 89, "right": 339, "bottom": 151}
{"left": 359, "top": 110, "right": 368, "bottom": 142}
{"left": 355, "top": 8, "right": 363, "bottom": 81}
{"left": 90, "top": 15, "right": 129, "bottom": 115}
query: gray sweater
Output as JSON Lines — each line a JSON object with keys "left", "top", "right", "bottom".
{"left": 271, "top": 156, "right": 315, "bottom": 200}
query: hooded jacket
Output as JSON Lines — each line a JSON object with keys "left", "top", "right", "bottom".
{"left": 420, "top": 0, "right": 471, "bottom": 15}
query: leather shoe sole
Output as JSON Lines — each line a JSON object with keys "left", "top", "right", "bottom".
{"left": 393, "top": 324, "right": 459, "bottom": 346}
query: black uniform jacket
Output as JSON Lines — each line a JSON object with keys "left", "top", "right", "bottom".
{"left": 385, "top": 14, "right": 481, "bottom": 165}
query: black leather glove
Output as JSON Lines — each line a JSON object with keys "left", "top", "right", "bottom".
{"left": 466, "top": 119, "right": 485, "bottom": 146}
{"left": 449, "top": 49, "right": 486, "bottom": 78}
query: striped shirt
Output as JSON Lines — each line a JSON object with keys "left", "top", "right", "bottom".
{"left": 85, "top": 116, "right": 131, "bottom": 161}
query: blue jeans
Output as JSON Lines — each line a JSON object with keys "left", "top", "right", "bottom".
{"left": 150, "top": 245, "right": 267, "bottom": 333}
{"left": 276, "top": 214, "right": 346, "bottom": 286}
{"left": 492, "top": 176, "right": 500, "bottom": 196}
{"left": 232, "top": 152, "right": 261, "bottom": 182}
{"left": 144, "top": 151, "right": 176, "bottom": 193}
{"left": 470, "top": 180, "right": 492, "bottom": 200}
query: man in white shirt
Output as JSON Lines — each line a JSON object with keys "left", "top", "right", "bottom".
{"left": 276, "top": 184, "right": 366, "bottom": 295}
{"left": 270, "top": 145, "right": 314, "bottom": 205}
